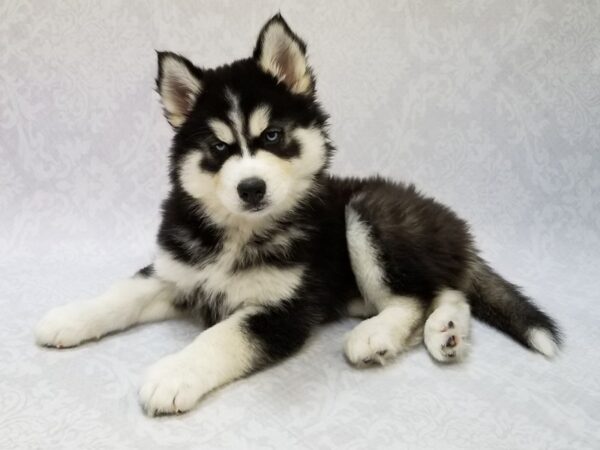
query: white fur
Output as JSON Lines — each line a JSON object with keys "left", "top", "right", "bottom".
{"left": 226, "top": 90, "right": 250, "bottom": 157}
{"left": 345, "top": 207, "right": 424, "bottom": 366}
{"left": 290, "top": 127, "right": 328, "bottom": 178}
{"left": 345, "top": 297, "right": 376, "bottom": 318}
{"left": 258, "top": 21, "right": 312, "bottom": 94}
{"left": 177, "top": 126, "right": 327, "bottom": 231}
{"left": 217, "top": 151, "right": 291, "bottom": 216}
{"left": 527, "top": 327, "right": 558, "bottom": 357}
{"left": 178, "top": 150, "right": 289, "bottom": 227}
{"left": 139, "top": 308, "right": 257, "bottom": 415}
{"left": 249, "top": 105, "right": 271, "bottom": 137}
{"left": 35, "top": 277, "right": 178, "bottom": 348}
{"left": 424, "top": 289, "right": 471, "bottom": 363}
{"left": 159, "top": 55, "right": 202, "bottom": 128}
{"left": 208, "top": 119, "right": 235, "bottom": 144}
{"left": 154, "top": 244, "right": 303, "bottom": 311}
{"left": 345, "top": 206, "right": 389, "bottom": 303}
{"left": 345, "top": 301, "right": 423, "bottom": 366}
{"left": 178, "top": 150, "right": 223, "bottom": 213}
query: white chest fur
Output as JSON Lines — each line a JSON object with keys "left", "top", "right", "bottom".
{"left": 153, "top": 236, "right": 304, "bottom": 311}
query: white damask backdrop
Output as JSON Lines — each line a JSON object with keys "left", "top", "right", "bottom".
{"left": 1, "top": 1, "right": 599, "bottom": 449}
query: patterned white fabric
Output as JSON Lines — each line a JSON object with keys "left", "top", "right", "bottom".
{"left": 1, "top": 1, "right": 599, "bottom": 448}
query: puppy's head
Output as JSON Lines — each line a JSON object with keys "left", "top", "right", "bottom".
{"left": 157, "top": 14, "right": 332, "bottom": 227}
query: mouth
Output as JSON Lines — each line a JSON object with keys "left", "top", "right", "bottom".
{"left": 243, "top": 202, "right": 268, "bottom": 213}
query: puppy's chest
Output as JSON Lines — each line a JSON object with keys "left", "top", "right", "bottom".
{"left": 154, "top": 231, "right": 305, "bottom": 312}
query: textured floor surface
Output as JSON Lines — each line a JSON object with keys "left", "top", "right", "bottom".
{"left": 2, "top": 244, "right": 599, "bottom": 449}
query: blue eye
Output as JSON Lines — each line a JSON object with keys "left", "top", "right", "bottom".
{"left": 263, "top": 129, "right": 282, "bottom": 143}
{"left": 212, "top": 141, "right": 228, "bottom": 152}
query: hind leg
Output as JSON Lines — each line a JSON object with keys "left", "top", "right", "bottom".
{"left": 345, "top": 297, "right": 377, "bottom": 319}
{"left": 344, "top": 206, "right": 424, "bottom": 367}
{"left": 424, "top": 289, "right": 471, "bottom": 362}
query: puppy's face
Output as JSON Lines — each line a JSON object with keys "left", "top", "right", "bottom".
{"left": 157, "top": 15, "right": 331, "bottom": 227}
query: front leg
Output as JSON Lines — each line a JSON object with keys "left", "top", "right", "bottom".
{"left": 140, "top": 301, "right": 314, "bottom": 415}
{"left": 35, "top": 269, "right": 178, "bottom": 348}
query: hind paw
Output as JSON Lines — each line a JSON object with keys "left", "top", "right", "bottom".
{"left": 425, "top": 320, "right": 467, "bottom": 362}
{"left": 424, "top": 298, "right": 470, "bottom": 363}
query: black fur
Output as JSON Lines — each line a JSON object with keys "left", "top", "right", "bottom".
{"left": 164, "top": 58, "right": 330, "bottom": 181}
{"left": 347, "top": 177, "right": 475, "bottom": 302}
{"left": 151, "top": 14, "right": 559, "bottom": 368}
{"left": 158, "top": 192, "right": 223, "bottom": 265}
{"left": 246, "top": 299, "right": 319, "bottom": 367}
{"left": 468, "top": 258, "right": 562, "bottom": 348}
{"left": 136, "top": 264, "right": 154, "bottom": 277}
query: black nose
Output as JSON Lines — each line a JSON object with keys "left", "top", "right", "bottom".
{"left": 237, "top": 177, "right": 266, "bottom": 205}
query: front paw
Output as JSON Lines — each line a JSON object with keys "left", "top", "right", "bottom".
{"left": 139, "top": 353, "right": 207, "bottom": 416}
{"left": 344, "top": 317, "right": 403, "bottom": 367}
{"left": 34, "top": 303, "right": 99, "bottom": 348}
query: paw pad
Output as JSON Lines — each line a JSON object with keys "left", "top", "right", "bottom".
{"left": 424, "top": 309, "right": 469, "bottom": 363}
{"left": 445, "top": 335, "right": 457, "bottom": 348}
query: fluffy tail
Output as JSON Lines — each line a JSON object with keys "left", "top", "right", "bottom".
{"left": 467, "top": 257, "right": 561, "bottom": 357}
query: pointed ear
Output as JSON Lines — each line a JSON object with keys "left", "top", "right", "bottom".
{"left": 253, "top": 14, "right": 313, "bottom": 95}
{"left": 156, "top": 51, "right": 203, "bottom": 129}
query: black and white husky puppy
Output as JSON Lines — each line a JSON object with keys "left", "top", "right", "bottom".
{"left": 35, "top": 14, "right": 561, "bottom": 415}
